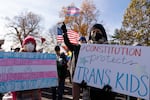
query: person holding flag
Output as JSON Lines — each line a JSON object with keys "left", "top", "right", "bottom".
{"left": 61, "top": 22, "right": 87, "bottom": 100}
{"left": 56, "top": 25, "right": 80, "bottom": 45}
{"left": 56, "top": 5, "right": 80, "bottom": 44}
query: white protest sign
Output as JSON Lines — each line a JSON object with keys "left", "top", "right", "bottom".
{"left": 73, "top": 44, "right": 150, "bottom": 100}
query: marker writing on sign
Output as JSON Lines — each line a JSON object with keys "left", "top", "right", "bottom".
{"left": 115, "top": 72, "right": 148, "bottom": 97}
{"left": 80, "top": 55, "right": 138, "bottom": 66}
{"left": 81, "top": 45, "right": 141, "bottom": 57}
{"left": 77, "top": 66, "right": 111, "bottom": 86}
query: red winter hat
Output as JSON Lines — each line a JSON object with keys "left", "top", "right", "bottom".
{"left": 22, "top": 36, "right": 36, "bottom": 47}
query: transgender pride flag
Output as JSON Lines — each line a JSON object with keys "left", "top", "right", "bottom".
{"left": 0, "top": 52, "right": 58, "bottom": 93}
{"left": 66, "top": 6, "right": 80, "bottom": 16}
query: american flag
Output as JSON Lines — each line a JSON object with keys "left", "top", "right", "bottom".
{"left": 57, "top": 27, "right": 64, "bottom": 43}
{"left": 66, "top": 6, "right": 80, "bottom": 16}
{"left": 67, "top": 30, "right": 79, "bottom": 44}
{"left": 57, "top": 28, "right": 79, "bottom": 44}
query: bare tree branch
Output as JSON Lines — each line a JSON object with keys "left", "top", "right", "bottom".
{"left": 5, "top": 11, "right": 42, "bottom": 45}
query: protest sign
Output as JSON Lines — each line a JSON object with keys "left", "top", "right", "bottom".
{"left": 0, "top": 52, "right": 58, "bottom": 93}
{"left": 73, "top": 44, "right": 150, "bottom": 100}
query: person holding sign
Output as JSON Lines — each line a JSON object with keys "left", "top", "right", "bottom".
{"left": 12, "top": 36, "right": 41, "bottom": 100}
{"left": 88, "top": 24, "right": 116, "bottom": 100}
{"left": 79, "top": 23, "right": 112, "bottom": 100}
{"left": 61, "top": 22, "right": 115, "bottom": 100}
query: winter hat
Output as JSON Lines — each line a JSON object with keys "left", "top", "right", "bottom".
{"left": 22, "top": 36, "right": 36, "bottom": 47}
{"left": 79, "top": 36, "right": 87, "bottom": 42}
{"left": 89, "top": 24, "right": 107, "bottom": 41}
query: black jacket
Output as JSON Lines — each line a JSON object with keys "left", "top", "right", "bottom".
{"left": 56, "top": 52, "right": 68, "bottom": 79}
{"left": 63, "top": 31, "right": 115, "bottom": 100}
{"left": 90, "top": 86, "right": 115, "bottom": 100}
{"left": 63, "top": 33, "right": 80, "bottom": 68}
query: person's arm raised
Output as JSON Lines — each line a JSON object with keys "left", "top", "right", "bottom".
{"left": 61, "top": 22, "right": 75, "bottom": 51}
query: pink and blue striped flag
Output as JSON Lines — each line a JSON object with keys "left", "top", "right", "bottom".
{"left": 0, "top": 52, "right": 58, "bottom": 93}
{"left": 66, "top": 6, "right": 80, "bottom": 16}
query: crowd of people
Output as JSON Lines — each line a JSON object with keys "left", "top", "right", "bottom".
{"left": 0, "top": 22, "right": 142, "bottom": 100}
{"left": 53, "top": 22, "right": 142, "bottom": 100}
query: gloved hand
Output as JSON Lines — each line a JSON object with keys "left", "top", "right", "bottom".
{"left": 61, "top": 22, "right": 67, "bottom": 33}
{"left": 102, "top": 84, "right": 112, "bottom": 92}
{"left": 80, "top": 80, "right": 87, "bottom": 89}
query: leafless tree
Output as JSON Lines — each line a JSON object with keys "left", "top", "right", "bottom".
{"left": 6, "top": 11, "right": 42, "bottom": 45}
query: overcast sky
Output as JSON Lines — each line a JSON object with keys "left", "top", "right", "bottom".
{"left": 0, "top": 0, "right": 131, "bottom": 50}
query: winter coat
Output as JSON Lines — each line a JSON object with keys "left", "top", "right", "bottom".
{"left": 90, "top": 86, "right": 115, "bottom": 100}
{"left": 63, "top": 33, "right": 80, "bottom": 78}
{"left": 56, "top": 52, "right": 68, "bottom": 79}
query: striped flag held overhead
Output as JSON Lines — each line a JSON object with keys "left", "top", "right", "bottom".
{"left": 67, "top": 30, "right": 79, "bottom": 44}
{"left": 57, "top": 27, "right": 64, "bottom": 43}
{"left": 56, "top": 28, "right": 79, "bottom": 44}
{"left": 66, "top": 6, "right": 80, "bottom": 16}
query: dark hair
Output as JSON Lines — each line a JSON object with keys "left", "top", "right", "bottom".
{"left": 89, "top": 24, "right": 108, "bottom": 41}
{"left": 55, "top": 45, "right": 60, "bottom": 51}
{"left": 79, "top": 36, "right": 87, "bottom": 42}
{"left": 14, "top": 47, "right": 20, "bottom": 52}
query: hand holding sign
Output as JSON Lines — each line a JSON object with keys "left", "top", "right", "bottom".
{"left": 73, "top": 44, "right": 150, "bottom": 100}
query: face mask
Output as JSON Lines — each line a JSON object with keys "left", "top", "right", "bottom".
{"left": 25, "top": 43, "right": 35, "bottom": 52}
{"left": 91, "top": 32, "right": 105, "bottom": 44}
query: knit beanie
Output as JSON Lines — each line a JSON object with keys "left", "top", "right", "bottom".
{"left": 22, "top": 36, "right": 36, "bottom": 47}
